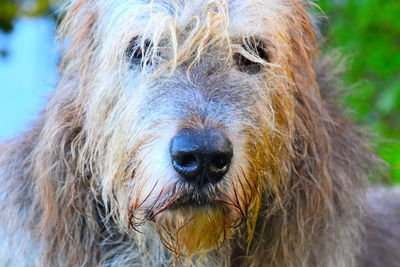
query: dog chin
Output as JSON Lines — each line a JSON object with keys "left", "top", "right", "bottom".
{"left": 154, "top": 204, "right": 234, "bottom": 256}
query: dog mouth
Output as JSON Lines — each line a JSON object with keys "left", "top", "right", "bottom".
{"left": 166, "top": 187, "right": 223, "bottom": 210}
{"left": 168, "top": 196, "right": 217, "bottom": 210}
{"left": 137, "top": 187, "right": 223, "bottom": 224}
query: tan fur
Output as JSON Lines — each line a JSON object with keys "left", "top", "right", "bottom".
{"left": 1, "top": 0, "right": 399, "bottom": 266}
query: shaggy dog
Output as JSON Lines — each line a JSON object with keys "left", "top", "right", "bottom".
{"left": 0, "top": 0, "right": 399, "bottom": 266}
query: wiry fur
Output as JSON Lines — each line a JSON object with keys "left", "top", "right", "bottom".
{"left": 1, "top": 0, "right": 400, "bottom": 266}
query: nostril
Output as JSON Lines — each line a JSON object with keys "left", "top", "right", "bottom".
{"left": 210, "top": 154, "right": 231, "bottom": 174}
{"left": 175, "top": 153, "right": 198, "bottom": 169}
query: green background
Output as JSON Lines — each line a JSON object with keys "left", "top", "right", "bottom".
{"left": 1, "top": 0, "right": 399, "bottom": 183}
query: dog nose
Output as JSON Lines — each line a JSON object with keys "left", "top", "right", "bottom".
{"left": 170, "top": 129, "right": 233, "bottom": 186}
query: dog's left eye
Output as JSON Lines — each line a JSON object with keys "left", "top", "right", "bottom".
{"left": 234, "top": 42, "right": 269, "bottom": 74}
{"left": 126, "top": 38, "right": 152, "bottom": 67}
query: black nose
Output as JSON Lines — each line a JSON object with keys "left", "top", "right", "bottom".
{"left": 170, "top": 128, "right": 233, "bottom": 186}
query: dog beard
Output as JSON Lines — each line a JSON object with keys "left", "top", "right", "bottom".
{"left": 155, "top": 206, "right": 234, "bottom": 257}
{"left": 129, "top": 181, "right": 259, "bottom": 257}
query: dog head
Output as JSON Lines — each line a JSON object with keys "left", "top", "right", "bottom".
{"left": 59, "top": 0, "right": 318, "bottom": 257}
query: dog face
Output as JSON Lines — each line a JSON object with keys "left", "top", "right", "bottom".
{"left": 62, "top": 0, "right": 317, "bottom": 256}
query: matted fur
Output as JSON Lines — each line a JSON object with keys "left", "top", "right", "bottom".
{"left": 1, "top": 0, "right": 399, "bottom": 266}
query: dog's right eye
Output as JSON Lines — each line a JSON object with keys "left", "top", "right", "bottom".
{"left": 234, "top": 41, "right": 269, "bottom": 74}
{"left": 126, "top": 38, "right": 152, "bottom": 67}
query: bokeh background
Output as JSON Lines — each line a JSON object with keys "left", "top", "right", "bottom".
{"left": 0, "top": 0, "right": 399, "bottom": 182}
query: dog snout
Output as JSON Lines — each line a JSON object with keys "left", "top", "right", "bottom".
{"left": 170, "top": 128, "right": 233, "bottom": 186}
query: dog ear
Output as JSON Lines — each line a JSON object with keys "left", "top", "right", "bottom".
{"left": 29, "top": 88, "right": 102, "bottom": 265}
{"left": 285, "top": 0, "right": 374, "bottom": 241}
{"left": 284, "top": 1, "right": 336, "bottom": 224}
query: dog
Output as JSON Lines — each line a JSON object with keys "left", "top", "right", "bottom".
{"left": 1, "top": 0, "right": 399, "bottom": 266}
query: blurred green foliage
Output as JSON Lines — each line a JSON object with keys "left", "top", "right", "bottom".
{"left": 1, "top": 0, "right": 399, "bottom": 182}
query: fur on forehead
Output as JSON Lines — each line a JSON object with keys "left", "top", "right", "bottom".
{"left": 97, "top": 0, "right": 294, "bottom": 36}
{"left": 68, "top": 0, "right": 311, "bottom": 70}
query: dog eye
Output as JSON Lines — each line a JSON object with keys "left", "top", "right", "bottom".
{"left": 126, "top": 38, "right": 152, "bottom": 67}
{"left": 234, "top": 42, "right": 269, "bottom": 74}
